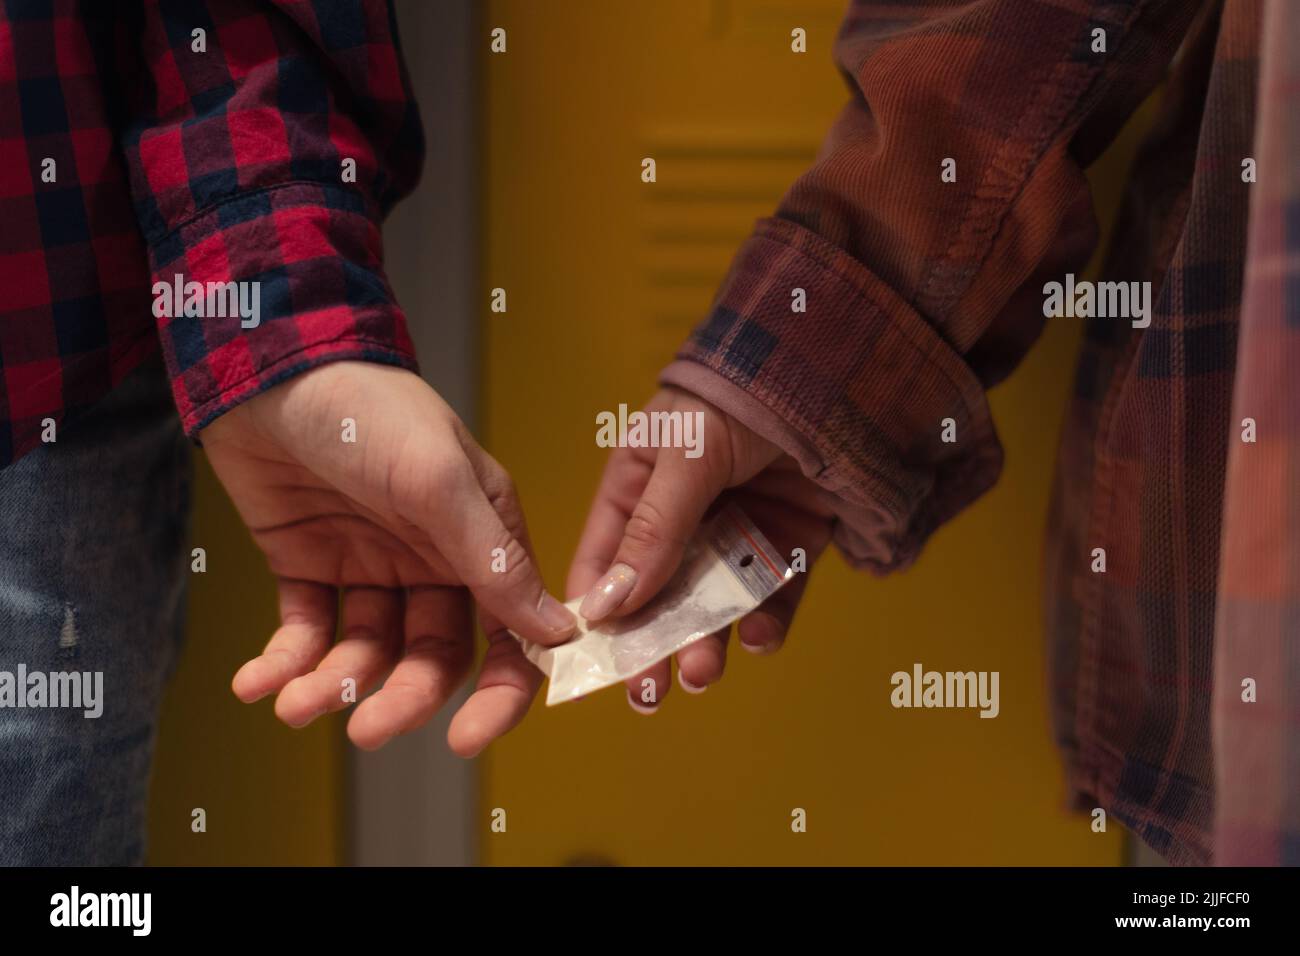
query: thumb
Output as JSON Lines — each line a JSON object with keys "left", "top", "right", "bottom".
{"left": 437, "top": 455, "right": 578, "bottom": 647}
{"left": 577, "top": 442, "right": 730, "bottom": 622}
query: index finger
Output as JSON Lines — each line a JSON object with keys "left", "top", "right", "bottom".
{"left": 446, "top": 609, "right": 545, "bottom": 758}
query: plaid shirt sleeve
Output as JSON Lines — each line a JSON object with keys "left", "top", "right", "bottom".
{"left": 120, "top": 0, "right": 423, "bottom": 435}
{"left": 1212, "top": 0, "right": 1300, "bottom": 866}
{"left": 659, "top": 0, "right": 1197, "bottom": 573}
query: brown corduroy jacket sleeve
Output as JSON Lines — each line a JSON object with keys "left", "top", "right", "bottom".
{"left": 660, "top": 0, "right": 1199, "bottom": 572}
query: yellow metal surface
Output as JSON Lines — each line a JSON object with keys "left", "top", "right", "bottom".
{"left": 480, "top": 0, "right": 1138, "bottom": 865}
{"left": 148, "top": 455, "right": 343, "bottom": 865}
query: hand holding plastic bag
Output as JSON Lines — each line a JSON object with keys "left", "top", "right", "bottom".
{"left": 516, "top": 505, "right": 793, "bottom": 705}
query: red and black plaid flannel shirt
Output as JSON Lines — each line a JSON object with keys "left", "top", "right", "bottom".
{"left": 0, "top": 0, "right": 421, "bottom": 466}
{"left": 663, "top": 0, "right": 1297, "bottom": 864}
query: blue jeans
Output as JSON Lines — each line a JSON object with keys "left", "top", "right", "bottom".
{"left": 0, "top": 357, "right": 190, "bottom": 865}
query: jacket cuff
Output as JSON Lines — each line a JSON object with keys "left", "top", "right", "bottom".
{"left": 660, "top": 217, "right": 1002, "bottom": 573}
{"left": 146, "top": 182, "right": 419, "bottom": 435}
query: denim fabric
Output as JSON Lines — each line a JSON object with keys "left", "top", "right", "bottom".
{"left": 0, "top": 357, "right": 190, "bottom": 865}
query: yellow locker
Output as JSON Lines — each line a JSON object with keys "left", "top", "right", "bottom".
{"left": 481, "top": 0, "right": 1143, "bottom": 865}
{"left": 147, "top": 457, "right": 343, "bottom": 865}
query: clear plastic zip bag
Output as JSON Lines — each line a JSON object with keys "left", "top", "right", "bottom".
{"left": 514, "top": 504, "right": 793, "bottom": 705}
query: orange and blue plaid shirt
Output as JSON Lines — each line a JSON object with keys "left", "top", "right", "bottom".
{"left": 662, "top": 0, "right": 1296, "bottom": 864}
{"left": 0, "top": 0, "right": 421, "bottom": 464}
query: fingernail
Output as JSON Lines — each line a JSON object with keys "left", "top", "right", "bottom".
{"left": 740, "top": 636, "right": 775, "bottom": 655}
{"left": 627, "top": 691, "right": 658, "bottom": 715}
{"left": 678, "top": 669, "right": 708, "bottom": 694}
{"left": 538, "top": 592, "right": 577, "bottom": 635}
{"left": 579, "top": 563, "right": 637, "bottom": 621}
{"left": 285, "top": 709, "right": 323, "bottom": 729}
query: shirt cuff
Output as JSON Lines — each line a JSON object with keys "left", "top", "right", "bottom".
{"left": 146, "top": 182, "right": 419, "bottom": 435}
{"left": 660, "top": 216, "right": 1003, "bottom": 573}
